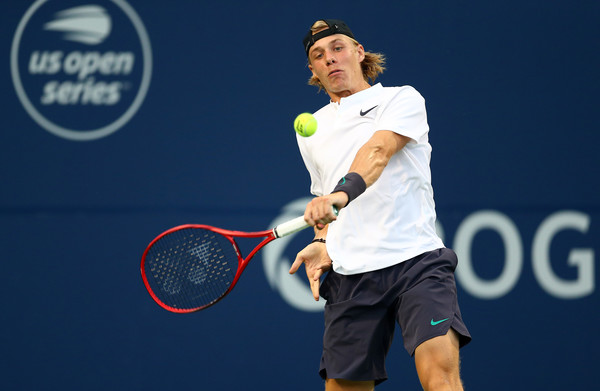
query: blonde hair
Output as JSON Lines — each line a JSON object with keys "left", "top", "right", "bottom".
{"left": 307, "top": 20, "right": 386, "bottom": 91}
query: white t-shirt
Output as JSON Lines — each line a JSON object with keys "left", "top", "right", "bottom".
{"left": 296, "top": 83, "right": 444, "bottom": 275}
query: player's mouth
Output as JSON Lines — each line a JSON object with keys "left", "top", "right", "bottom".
{"left": 328, "top": 69, "right": 343, "bottom": 77}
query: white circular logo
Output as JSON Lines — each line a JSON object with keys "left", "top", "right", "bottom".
{"left": 262, "top": 198, "right": 326, "bottom": 312}
{"left": 10, "top": 0, "right": 152, "bottom": 141}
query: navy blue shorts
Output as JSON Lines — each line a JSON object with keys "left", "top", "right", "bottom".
{"left": 318, "top": 248, "right": 471, "bottom": 384}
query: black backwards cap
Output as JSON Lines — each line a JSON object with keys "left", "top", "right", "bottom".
{"left": 303, "top": 19, "right": 355, "bottom": 56}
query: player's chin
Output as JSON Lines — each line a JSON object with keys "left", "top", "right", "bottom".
{"left": 326, "top": 75, "right": 347, "bottom": 88}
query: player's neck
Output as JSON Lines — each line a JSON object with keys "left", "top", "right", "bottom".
{"left": 327, "top": 81, "right": 371, "bottom": 103}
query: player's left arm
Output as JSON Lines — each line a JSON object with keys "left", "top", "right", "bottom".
{"left": 304, "top": 130, "right": 410, "bottom": 228}
{"left": 289, "top": 225, "right": 332, "bottom": 301}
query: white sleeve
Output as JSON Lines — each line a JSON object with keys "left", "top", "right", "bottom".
{"left": 374, "top": 86, "right": 429, "bottom": 144}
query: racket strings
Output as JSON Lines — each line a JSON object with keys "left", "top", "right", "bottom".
{"left": 144, "top": 228, "right": 239, "bottom": 310}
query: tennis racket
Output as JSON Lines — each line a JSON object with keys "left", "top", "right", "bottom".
{"left": 141, "top": 208, "right": 336, "bottom": 313}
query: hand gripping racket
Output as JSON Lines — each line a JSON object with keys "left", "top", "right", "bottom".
{"left": 141, "top": 208, "right": 336, "bottom": 313}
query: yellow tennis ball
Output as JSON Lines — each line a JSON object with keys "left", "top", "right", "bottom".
{"left": 294, "top": 113, "right": 317, "bottom": 137}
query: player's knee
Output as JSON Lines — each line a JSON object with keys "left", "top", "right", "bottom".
{"left": 418, "top": 358, "right": 461, "bottom": 389}
{"left": 420, "top": 374, "right": 463, "bottom": 391}
{"left": 415, "top": 333, "right": 463, "bottom": 390}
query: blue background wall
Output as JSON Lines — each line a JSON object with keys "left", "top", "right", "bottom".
{"left": 1, "top": 0, "right": 598, "bottom": 389}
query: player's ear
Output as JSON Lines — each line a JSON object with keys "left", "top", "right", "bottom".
{"left": 308, "top": 64, "right": 319, "bottom": 82}
{"left": 357, "top": 44, "right": 365, "bottom": 62}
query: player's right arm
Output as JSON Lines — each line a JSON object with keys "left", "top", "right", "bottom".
{"left": 347, "top": 129, "right": 409, "bottom": 186}
{"left": 303, "top": 130, "right": 409, "bottom": 229}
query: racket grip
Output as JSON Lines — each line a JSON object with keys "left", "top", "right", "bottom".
{"left": 273, "top": 216, "right": 309, "bottom": 238}
{"left": 272, "top": 206, "right": 338, "bottom": 238}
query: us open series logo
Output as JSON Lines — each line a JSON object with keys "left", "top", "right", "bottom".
{"left": 11, "top": 0, "right": 152, "bottom": 141}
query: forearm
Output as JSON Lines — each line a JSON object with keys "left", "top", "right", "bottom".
{"left": 348, "top": 130, "right": 409, "bottom": 187}
{"left": 304, "top": 132, "right": 409, "bottom": 226}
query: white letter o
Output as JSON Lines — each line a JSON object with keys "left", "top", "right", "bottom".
{"left": 454, "top": 210, "right": 523, "bottom": 299}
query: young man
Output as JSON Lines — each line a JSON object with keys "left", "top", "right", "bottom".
{"left": 289, "top": 20, "right": 471, "bottom": 391}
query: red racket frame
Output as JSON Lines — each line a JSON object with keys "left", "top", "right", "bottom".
{"left": 141, "top": 224, "right": 277, "bottom": 313}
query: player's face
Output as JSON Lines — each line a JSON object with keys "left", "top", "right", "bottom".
{"left": 308, "top": 34, "right": 370, "bottom": 102}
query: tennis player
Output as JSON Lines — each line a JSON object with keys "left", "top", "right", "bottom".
{"left": 289, "top": 19, "right": 471, "bottom": 391}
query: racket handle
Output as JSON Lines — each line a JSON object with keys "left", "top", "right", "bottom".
{"left": 273, "top": 216, "right": 309, "bottom": 238}
{"left": 272, "top": 206, "right": 339, "bottom": 238}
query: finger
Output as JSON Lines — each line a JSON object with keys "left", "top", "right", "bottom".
{"left": 307, "top": 198, "right": 327, "bottom": 227}
{"left": 313, "top": 268, "right": 323, "bottom": 281}
{"left": 317, "top": 206, "right": 337, "bottom": 226}
{"left": 318, "top": 202, "right": 332, "bottom": 222}
{"left": 289, "top": 256, "right": 304, "bottom": 274}
{"left": 304, "top": 209, "right": 315, "bottom": 227}
{"left": 327, "top": 207, "right": 338, "bottom": 222}
{"left": 310, "top": 278, "right": 320, "bottom": 301}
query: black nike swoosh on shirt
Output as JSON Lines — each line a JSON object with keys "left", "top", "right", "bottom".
{"left": 360, "top": 105, "right": 378, "bottom": 116}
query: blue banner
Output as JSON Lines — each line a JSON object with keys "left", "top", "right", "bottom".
{"left": 1, "top": 1, "right": 598, "bottom": 390}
